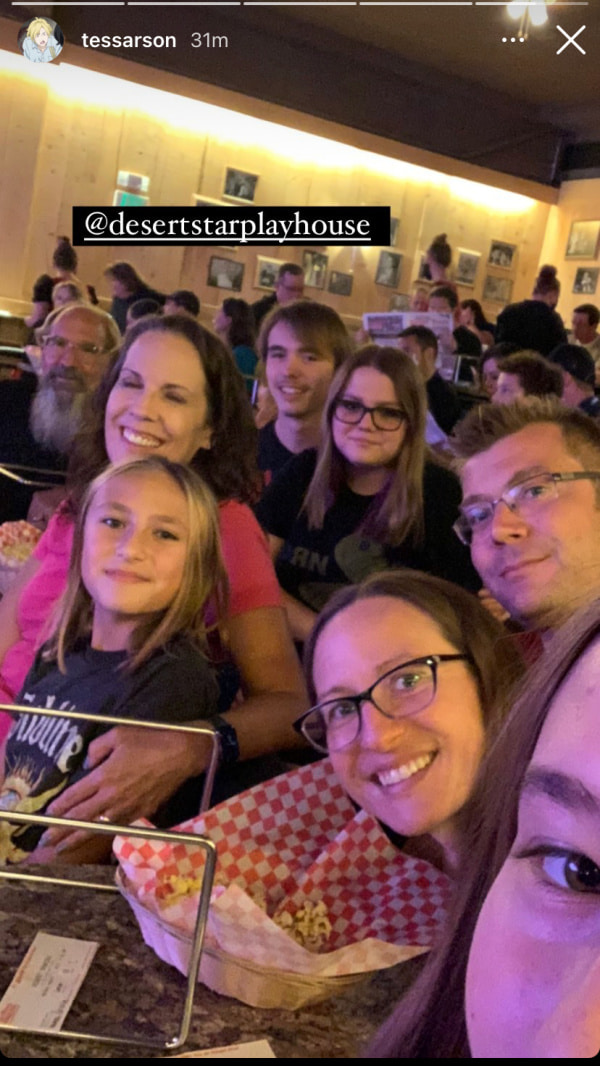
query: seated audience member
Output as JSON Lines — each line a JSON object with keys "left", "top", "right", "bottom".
{"left": 477, "top": 341, "right": 520, "bottom": 398}
{"left": 458, "top": 299, "right": 495, "bottom": 348}
{"left": 104, "top": 261, "right": 166, "bottom": 333}
{"left": 495, "top": 264, "right": 567, "bottom": 356}
{"left": 398, "top": 325, "right": 462, "bottom": 437}
{"left": 26, "top": 236, "right": 98, "bottom": 331}
{"left": 52, "top": 280, "right": 86, "bottom": 310}
{"left": 163, "top": 289, "right": 200, "bottom": 319}
{"left": 411, "top": 288, "right": 430, "bottom": 312}
{"left": 257, "top": 302, "right": 352, "bottom": 479}
{"left": 548, "top": 343, "right": 600, "bottom": 420}
{"left": 425, "top": 234, "right": 456, "bottom": 295}
{"left": 428, "top": 287, "right": 482, "bottom": 358}
{"left": 255, "top": 345, "right": 479, "bottom": 643}
{"left": 251, "top": 262, "right": 305, "bottom": 331}
{"left": 1, "top": 457, "right": 225, "bottom": 865}
{"left": 452, "top": 399, "right": 600, "bottom": 636}
{"left": 369, "top": 597, "right": 600, "bottom": 1059}
{"left": 125, "top": 297, "right": 162, "bottom": 329}
{"left": 214, "top": 297, "right": 258, "bottom": 393}
{"left": 492, "top": 350, "right": 563, "bottom": 405}
{"left": 0, "top": 315, "right": 306, "bottom": 833}
{"left": 0, "top": 304, "right": 120, "bottom": 523}
{"left": 296, "top": 571, "right": 523, "bottom": 875}
{"left": 570, "top": 302, "right": 600, "bottom": 383}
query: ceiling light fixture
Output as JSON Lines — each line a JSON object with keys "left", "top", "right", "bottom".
{"left": 506, "top": 1, "right": 553, "bottom": 39}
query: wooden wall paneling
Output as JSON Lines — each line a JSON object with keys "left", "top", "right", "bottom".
{"left": 540, "top": 178, "right": 600, "bottom": 322}
{"left": 75, "top": 98, "right": 124, "bottom": 295}
{"left": 0, "top": 71, "right": 48, "bottom": 300}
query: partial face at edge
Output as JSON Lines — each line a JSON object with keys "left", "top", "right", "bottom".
{"left": 466, "top": 633, "right": 600, "bottom": 1058}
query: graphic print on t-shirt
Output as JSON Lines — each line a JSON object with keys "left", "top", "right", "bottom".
{"left": 0, "top": 693, "right": 84, "bottom": 864}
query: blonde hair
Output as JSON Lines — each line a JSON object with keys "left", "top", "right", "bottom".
{"left": 27, "top": 18, "right": 53, "bottom": 40}
{"left": 45, "top": 457, "right": 228, "bottom": 673}
{"left": 304, "top": 345, "right": 427, "bottom": 546}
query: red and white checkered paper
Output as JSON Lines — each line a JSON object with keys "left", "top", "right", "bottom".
{"left": 115, "top": 759, "right": 451, "bottom": 979}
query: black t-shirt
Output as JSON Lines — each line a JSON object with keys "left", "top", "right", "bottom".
{"left": 496, "top": 300, "right": 567, "bottom": 356}
{"left": 1, "top": 636, "right": 217, "bottom": 862}
{"left": 251, "top": 291, "right": 277, "bottom": 331}
{"left": 453, "top": 326, "right": 482, "bottom": 358}
{"left": 255, "top": 450, "right": 479, "bottom": 611}
{"left": 257, "top": 421, "right": 295, "bottom": 480}
{"left": 0, "top": 377, "right": 67, "bottom": 523}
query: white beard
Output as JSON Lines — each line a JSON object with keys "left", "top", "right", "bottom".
{"left": 29, "top": 382, "right": 87, "bottom": 455}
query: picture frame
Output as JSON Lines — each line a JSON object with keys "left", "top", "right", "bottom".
{"left": 487, "top": 241, "right": 517, "bottom": 270}
{"left": 572, "top": 267, "right": 599, "bottom": 295}
{"left": 328, "top": 271, "right": 353, "bottom": 297}
{"left": 303, "top": 250, "right": 328, "bottom": 289}
{"left": 389, "top": 217, "right": 400, "bottom": 246}
{"left": 222, "top": 167, "right": 259, "bottom": 203}
{"left": 483, "top": 274, "right": 513, "bottom": 305}
{"left": 207, "top": 255, "right": 244, "bottom": 292}
{"left": 565, "top": 220, "right": 600, "bottom": 260}
{"left": 116, "top": 171, "right": 150, "bottom": 194}
{"left": 416, "top": 252, "right": 432, "bottom": 283}
{"left": 389, "top": 293, "right": 411, "bottom": 311}
{"left": 254, "top": 256, "right": 281, "bottom": 291}
{"left": 376, "top": 251, "right": 402, "bottom": 288}
{"left": 455, "top": 248, "right": 481, "bottom": 287}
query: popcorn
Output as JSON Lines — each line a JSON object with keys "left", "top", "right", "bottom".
{"left": 0, "top": 522, "right": 42, "bottom": 567}
{"left": 274, "top": 901, "right": 332, "bottom": 953}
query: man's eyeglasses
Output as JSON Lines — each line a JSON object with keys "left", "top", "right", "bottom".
{"left": 454, "top": 471, "right": 600, "bottom": 546}
{"left": 333, "top": 398, "right": 405, "bottom": 432}
{"left": 42, "top": 335, "right": 103, "bottom": 360}
{"left": 294, "top": 654, "right": 470, "bottom": 754}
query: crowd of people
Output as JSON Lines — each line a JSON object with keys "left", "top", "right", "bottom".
{"left": 0, "top": 233, "right": 599, "bottom": 1056}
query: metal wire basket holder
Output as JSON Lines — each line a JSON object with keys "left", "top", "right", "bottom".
{"left": 0, "top": 703, "right": 221, "bottom": 1052}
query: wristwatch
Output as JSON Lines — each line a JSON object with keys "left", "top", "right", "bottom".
{"left": 213, "top": 715, "right": 240, "bottom": 765}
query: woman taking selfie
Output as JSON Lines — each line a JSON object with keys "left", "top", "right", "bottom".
{"left": 256, "top": 345, "right": 478, "bottom": 642}
{"left": 0, "top": 315, "right": 306, "bottom": 842}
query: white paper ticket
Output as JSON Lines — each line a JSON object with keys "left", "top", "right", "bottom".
{"left": 174, "top": 1040, "right": 275, "bottom": 1058}
{"left": 0, "top": 932, "right": 98, "bottom": 1031}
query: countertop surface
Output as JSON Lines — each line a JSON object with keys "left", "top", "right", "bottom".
{"left": 0, "top": 867, "right": 424, "bottom": 1058}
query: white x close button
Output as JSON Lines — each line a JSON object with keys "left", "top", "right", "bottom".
{"left": 556, "top": 25, "right": 586, "bottom": 55}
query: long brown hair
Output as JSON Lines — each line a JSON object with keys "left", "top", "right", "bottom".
{"left": 304, "top": 345, "right": 427, "bottom": 546}
{"left": 369, "top": 597, "right": 600, "bottom": 1057}
{"left": 45, "top": 457, "right": 228, "bottom": 674}
{"left": 67, "top": 315, "right": 261, "bottom": 508}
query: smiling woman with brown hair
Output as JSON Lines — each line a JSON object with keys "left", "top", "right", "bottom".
{"left": 256, "top": 345, "right": 479, "bottom": 643}
{"left": 368, "top": 597, "right": 600, "bottom": 1058}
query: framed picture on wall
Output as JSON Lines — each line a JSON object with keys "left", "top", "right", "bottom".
{"left": 223, "top": 167, "right": 259, "bottom": 203}
{"left": 207, "top": 256, "right": 244, "bottom": 292}
{"left": 416, "top": 252, "right": 432, "bottom": 282}
{"left": 328, "top": 271, "right": 353, "bottom": 296}
{"left": 254, "top": 256, "right": 281, "bottom": 291}
{"left": 572, "top": 268, "right": 599, "bottom": 295}
{"left": 455, "top": 249, "right": 481, "bottom": 287}
{"left": 389, "top": 217, "right": 400, "bottom": 246}
{"left": 389, "top": 293, "right": 411, "bottom": 311}
{"left": 483, "top": 274, "right": 513, "bottom": 304}
{"left": 376, "top": 251, "right": 402, "bottom": 288}
{"left": 487, "top": 241, "right": 517, "bottom": 270}
{"left": 116, "top": 171, "right": 150, "bottom": 194}
{"left": 565, "top": 220, "right": 600, "bottom": 260}
{"left": 303, "top": 251, "right": 328, "bottom": 289}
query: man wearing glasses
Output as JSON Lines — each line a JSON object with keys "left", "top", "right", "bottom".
{"left": 251, "top": 262, "right": 305, "bottom": 331}
{"left": 452, "top": 400, "right": 600, "bottom": 635}
{"left": 0, "top": 304, "right": 120, "bottom": 523}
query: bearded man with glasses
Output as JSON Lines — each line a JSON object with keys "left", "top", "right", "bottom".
{"left": 453, "top": 399, "right": 600, "bottom": 637}
{"left": 0, "top": 304, "right": 120, "bottom": 522}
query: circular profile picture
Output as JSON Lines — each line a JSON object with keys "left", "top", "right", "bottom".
{"left": 18, "top": 17, "right": 64, "bottom": 64}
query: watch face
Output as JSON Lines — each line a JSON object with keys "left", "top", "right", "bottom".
{"left": 215, "top": 717, "right": 239, "bottom": 765}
